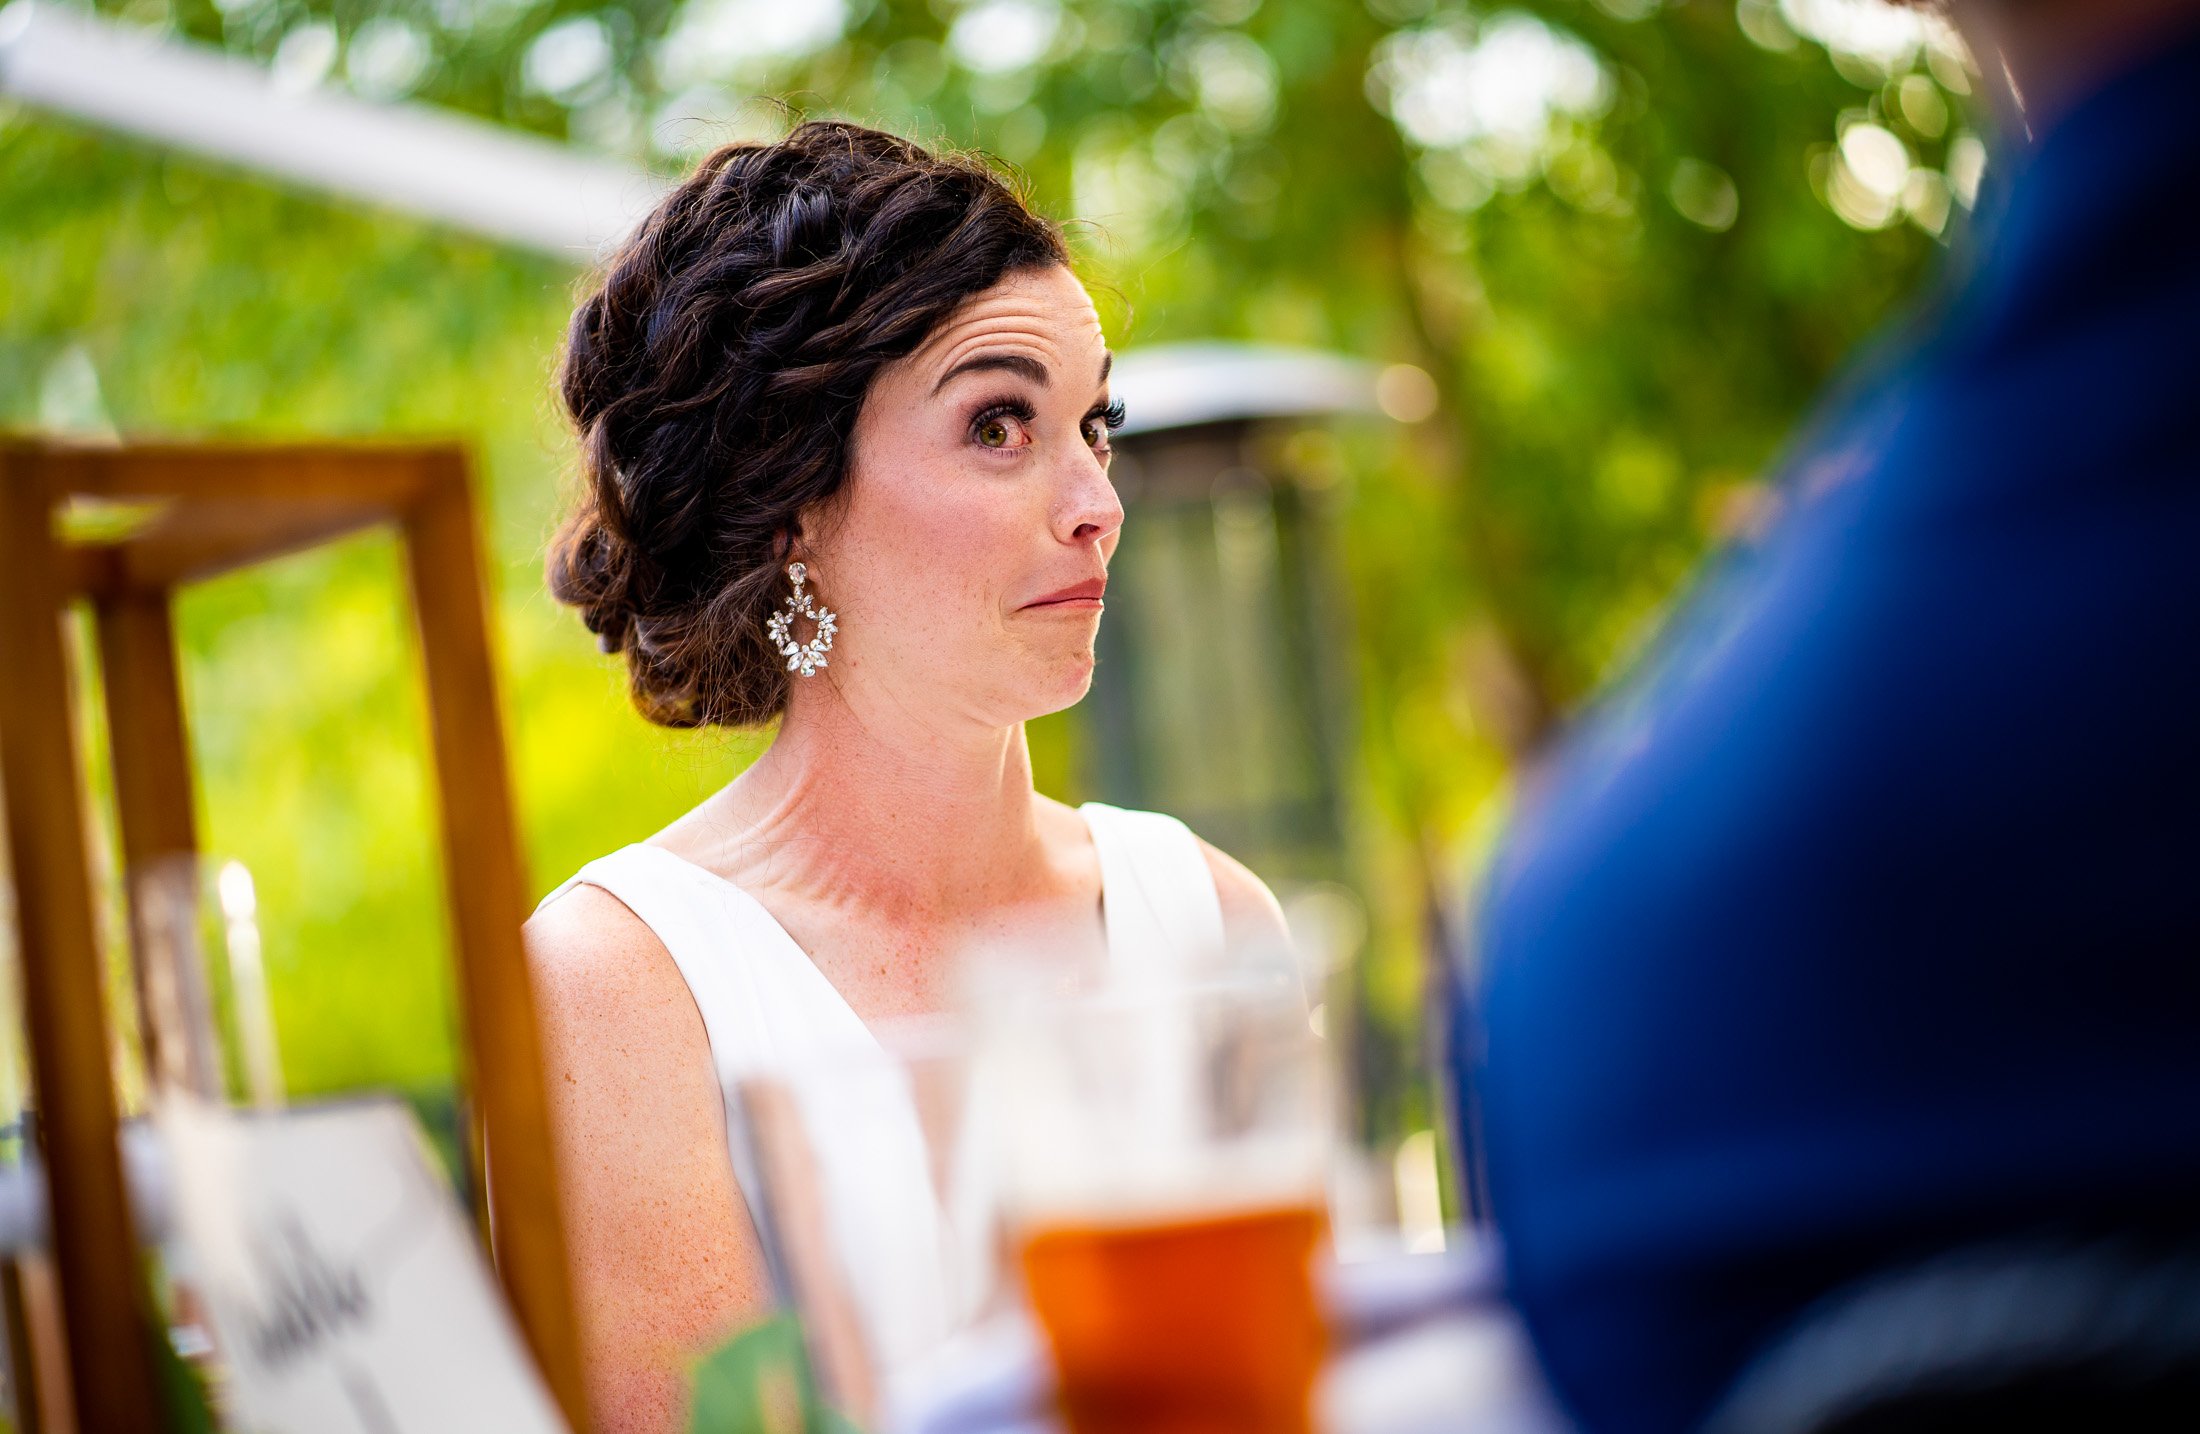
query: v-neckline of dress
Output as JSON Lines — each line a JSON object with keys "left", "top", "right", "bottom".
{"left": 631, "top": 802, "right": 1112, "bottom": 1051}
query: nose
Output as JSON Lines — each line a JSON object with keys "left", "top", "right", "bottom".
{"left": 1054, "top": 442, "right": 1124, "bottom": 548}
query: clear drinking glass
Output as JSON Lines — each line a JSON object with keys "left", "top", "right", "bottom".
{"left": 725, "top": 1017, "right": 1020, "bottom": 1430}
{"left": 127, "top": 853, "right": 283, "bottom": 1108}
{"left": 977, "top": 959, "right": 1334, "bottom": 1434}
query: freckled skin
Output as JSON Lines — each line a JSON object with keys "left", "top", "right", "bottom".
{"left": 819, "top": 267, "right": 1125, "bottom": 728}
{"left": 522, "top": 265, "right": 1291, "bottom": 1434}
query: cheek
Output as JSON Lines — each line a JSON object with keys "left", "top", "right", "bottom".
{"left": 840, "top": 458, "right": 1021, "bottom": 629}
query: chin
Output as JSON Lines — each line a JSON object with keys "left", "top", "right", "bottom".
{"left": 1043, "top": 669, "right": 1098, "bottom": 717}
{"left": 1010, "top": 648, "right": 1099, "bottom": 720}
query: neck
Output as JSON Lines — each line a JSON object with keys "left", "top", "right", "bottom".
{"left": 703, "top": 677, "right": 1050, "bottom": 916}
{"left": 1952, "top": 0, "right": 2200, "bottom": 138}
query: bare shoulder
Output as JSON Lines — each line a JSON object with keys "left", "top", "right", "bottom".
{"left": 522, "top": 883, "right": 771, "bottom": 1430}
{"left": 522, "top": 884, "right": 707, "bottom": 1055}
{"left": 519, "top": 882, "right": 730, "bottom": 1153}
{"left": 519, "top": 884, "right": 723, "bottom": 1210}
{"left": 1196, "top": 837, "right": 1292, "bottom": 953}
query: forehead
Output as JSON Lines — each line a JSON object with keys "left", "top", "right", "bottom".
{"left": 909, "top": 266, "right": 1105, "bottom": 379}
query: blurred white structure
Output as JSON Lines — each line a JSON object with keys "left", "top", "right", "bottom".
{"left": 0, "top": 0, "right": 668, "bottom": 259}
{"left": 1109, "top": 342, "right": 1384, "bottom": 438}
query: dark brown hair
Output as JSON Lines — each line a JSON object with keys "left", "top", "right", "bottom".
{"left": 548, "top": 120, "right": 1070, "bottom": 727}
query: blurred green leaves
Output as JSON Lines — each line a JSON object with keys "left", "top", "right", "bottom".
{"left": 1, "top": 0, "right": 1977, "bottom": 1104}
{"left": 684, "top": 1314, "right": 859, "bottom": 1434}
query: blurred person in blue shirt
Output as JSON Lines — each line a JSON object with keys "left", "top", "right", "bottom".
{"left": 1457, "top": 2, "right": 2200, "bottom": 1432}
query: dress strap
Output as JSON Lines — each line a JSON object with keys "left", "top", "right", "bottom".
{"left": 1077, "top": 801, "right": 1227, "bottom": 975}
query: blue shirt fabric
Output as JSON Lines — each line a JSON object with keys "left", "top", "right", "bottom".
{"left": 1462, "top": 29, "right": 2200, "bottom": 1434}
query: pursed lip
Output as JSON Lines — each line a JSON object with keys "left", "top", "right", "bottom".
{"left": 1022, "top": 577, "right": 1108, "bottom": 609}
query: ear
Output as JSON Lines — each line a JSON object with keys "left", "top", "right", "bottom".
{"left": 784, "top": 494, "right": 841, "bottom": 561}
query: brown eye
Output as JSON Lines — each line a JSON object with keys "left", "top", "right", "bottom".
{"left": 970, "top": 402, "right": 1034, "bottom": 450}
{"left": 1085, "top": 397, "right": 1126, "bottom": 450}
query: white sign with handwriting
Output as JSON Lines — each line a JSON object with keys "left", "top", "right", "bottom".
{"left": 157, "top": 1095, "right": 568, "bottom": 1434}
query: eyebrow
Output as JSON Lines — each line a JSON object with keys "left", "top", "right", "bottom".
{"left": 931, "top": 350, "right": 1116, "bottom": 397}
{"left": 932, "top": 353, "right": 1044, "bottom": 395}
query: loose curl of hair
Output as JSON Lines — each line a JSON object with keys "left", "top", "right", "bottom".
{"left": 548, "top": 120, "right": 1071, "bottom": 727}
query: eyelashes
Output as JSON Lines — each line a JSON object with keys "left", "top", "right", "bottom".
{"left": 971, "top": 395, "right": 1036, "bottom": 429}
{"left": 968, "top": 394, "right": 1127, "bottom": 451}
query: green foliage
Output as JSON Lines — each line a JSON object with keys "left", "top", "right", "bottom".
{"left": 0, "top": 0, "right": 1973, "bottom": 1115}
{"left": 685, "top": 1314, "right": 860, "bottom": 1434}
{"left": 0, "top": 114, "right": 757, "bottom": 1093}
{"left": 153, "top": 1321, "right": 222, "bottom": 1434}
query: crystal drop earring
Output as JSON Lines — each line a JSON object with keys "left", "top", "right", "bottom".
{"left": 765, "top": 561, "right": 837, "bottom": 678}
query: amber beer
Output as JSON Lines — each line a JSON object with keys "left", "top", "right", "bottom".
{"left": 1018, "top": 1200, "right": 1330, "bottom": 1434}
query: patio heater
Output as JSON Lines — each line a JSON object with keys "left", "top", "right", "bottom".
{"left": 1091, "top": 343, "right": 1385, "bottom": 887}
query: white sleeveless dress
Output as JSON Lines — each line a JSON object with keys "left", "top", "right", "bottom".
{"left": 533, "top": 800, "right": 1224, "bottom": 1385}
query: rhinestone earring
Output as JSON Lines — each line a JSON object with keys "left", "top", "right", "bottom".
{"left": 766, "top": 561, "right": 837, "bottom": 678}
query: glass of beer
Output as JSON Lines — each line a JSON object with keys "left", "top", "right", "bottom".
{"left": 980, "top": 963, "right": 1332, "bottom": 1434}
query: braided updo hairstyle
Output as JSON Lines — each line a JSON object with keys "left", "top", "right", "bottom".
{"left": 549, "top": 120, "right": 1071, "bottom": 727}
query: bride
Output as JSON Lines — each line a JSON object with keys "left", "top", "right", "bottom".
{"left": 521, "top": 119, "right": 1290, "bottom": 1433}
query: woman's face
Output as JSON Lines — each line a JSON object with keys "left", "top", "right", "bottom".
{"left": 800, "top": 264, "right": 1124, "bottom": 728}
